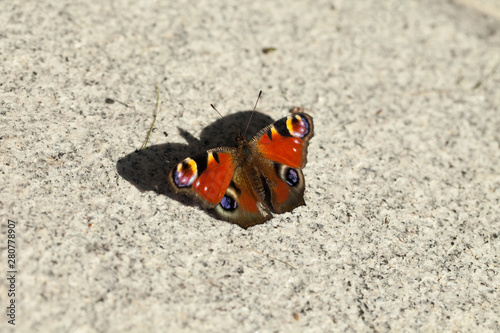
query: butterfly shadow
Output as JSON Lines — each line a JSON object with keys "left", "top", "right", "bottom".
{"left": 116, "top": 111, "right": 275, "bottom": 212}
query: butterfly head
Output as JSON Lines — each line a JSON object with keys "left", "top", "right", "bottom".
{"left": 235, "top": 131, "right": 248, "bottom": 146}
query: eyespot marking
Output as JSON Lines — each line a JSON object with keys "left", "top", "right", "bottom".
{"left": 285, "top": 168, "right": 299, "bottom": 186}
{"left": 172, "top": 158, "right": 198, "bottom": 188}
{"left": 286, "top": 115, "right": 310, "bottom": 138}
{"left": 274, "top": 163, "right": 301, "bottom": 187}
{"left": 220, "top": 195, "right": 238, "bottom": 211}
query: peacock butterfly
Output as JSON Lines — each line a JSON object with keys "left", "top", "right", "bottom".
{"left": 168, "top": 95, "right": 314, "bottom": 228}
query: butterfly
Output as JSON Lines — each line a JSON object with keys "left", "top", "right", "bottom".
{"left": 168, "top": 101, "right": 314, "bottom": 229}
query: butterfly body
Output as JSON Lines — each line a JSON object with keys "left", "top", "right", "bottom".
{"left": 168, "top": 112, "right": 314, "bottom": 228}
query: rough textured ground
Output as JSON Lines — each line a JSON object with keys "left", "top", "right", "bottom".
{"left": 1, "top": 0, "right": 499, "bottom": 332}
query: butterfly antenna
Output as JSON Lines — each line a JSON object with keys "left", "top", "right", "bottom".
{"left": 210, "top": 104, "right": 224, "bottom": 119}
{"left": 244, "top": 90, "right": 263, "bottom": 137}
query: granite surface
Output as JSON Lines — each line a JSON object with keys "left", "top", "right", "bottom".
{"left": 1, "top": 0, "right": 499, "bottom": 332}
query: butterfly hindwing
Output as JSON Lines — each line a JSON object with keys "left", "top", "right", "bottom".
{"left": 263, "top": 163, "right": 307, "bottom": 213}
{"left": 213, "top": 170, "right": 272, "bottom": 228}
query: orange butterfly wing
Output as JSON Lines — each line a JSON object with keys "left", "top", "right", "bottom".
{"left": 251, "top": 112, "right": 314, "bottom": 213}
{"left": 168, "top": 148, "right": 235, "bottom": 207}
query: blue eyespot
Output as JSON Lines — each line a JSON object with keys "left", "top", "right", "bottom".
{"left": 285, "top": 168, "right": 299, "bottom": 186}
{"left": 220, "top": 195, "right": 238, "bottom": 211}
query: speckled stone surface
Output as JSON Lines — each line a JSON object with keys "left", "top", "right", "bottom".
{"left": 1, "top": 0, "right": 499, "bottom": 332}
